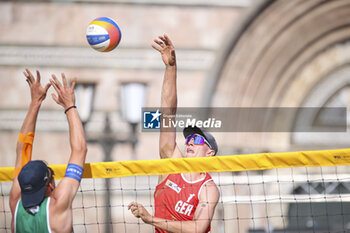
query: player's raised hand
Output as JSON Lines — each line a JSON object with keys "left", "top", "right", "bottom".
{"left": 50, "top": 73, "right": 76, "bottom": 109}
{"left": 23, "top": 69, "right": 51, "bottom": 104}
{"left": 152, "top": 34, "right": 176, "bottom": 67}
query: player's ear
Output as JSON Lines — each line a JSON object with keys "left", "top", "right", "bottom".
{"left": 47, "top": 181, "right": 55, "bottom": 194}
{"left": 206, "top": 149, "right": 215, "bottom": 157}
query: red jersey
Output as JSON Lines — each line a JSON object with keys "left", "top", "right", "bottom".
{"left": 154, "top": 173, "right": 214, "bottom": 233}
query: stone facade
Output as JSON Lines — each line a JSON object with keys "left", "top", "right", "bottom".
{"left": 0, "top": 1, "right": 242, "bottom": 166}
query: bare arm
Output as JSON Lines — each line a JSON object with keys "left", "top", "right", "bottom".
{"left": 49, "top": 74, "right": 87, "bottom": 215}
{"left": 153, "top": 35, "right": 182, "bottom": 159}
{"left": 128, "top": 181, "right": 220, "bottom": 233}
{"left": 10, "top": 69, "right": 51, "bottom": 225}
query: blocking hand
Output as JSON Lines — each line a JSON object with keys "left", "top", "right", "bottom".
{"left": 50, "top": 73, "right": 76, "bottom": 109}
{"left": 23, "top": 69, "right": 51, "bottom": 104}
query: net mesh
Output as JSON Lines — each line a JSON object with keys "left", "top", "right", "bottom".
{"left": 1, "top": 151, "right": 350, "bottom": 233}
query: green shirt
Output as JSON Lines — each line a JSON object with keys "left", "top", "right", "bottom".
{"left": 15, "top": 198, "right": 51, "bottom": 233}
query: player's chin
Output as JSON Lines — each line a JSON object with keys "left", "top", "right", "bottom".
{"left": 184, "top": 152, "right": 196, "bottom": 158}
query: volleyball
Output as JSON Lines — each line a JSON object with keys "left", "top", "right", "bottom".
{"left": 86, "top": 17, "right": 122, "bottom": 52}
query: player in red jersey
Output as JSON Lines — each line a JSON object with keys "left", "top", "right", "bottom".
{"left": 128, "top": 35, "right": 220, "bottom": 233}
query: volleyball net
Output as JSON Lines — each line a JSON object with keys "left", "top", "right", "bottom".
{"left": 1, "top": 149, "right": 350, "bottom": 233}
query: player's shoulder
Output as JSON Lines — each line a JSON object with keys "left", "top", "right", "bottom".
{"left": 203, "top": 173, "right": 218, "bottom": 187}
{"left": 204, "top": 179, "right": 218, "bottom": 189}
{"left": 204, "top": 172, "right": 214, "bottom": 180}
{"left": 201, "top": 179, "right": 220, "bottom": 196}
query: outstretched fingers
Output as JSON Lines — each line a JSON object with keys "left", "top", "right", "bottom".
{"left": 158, "top": 35, "right": 168, "bottom": 45}
{"left": 50, "top": 76, "right": 63, "bottom": 106}
{"left": 24, "top": 77, "right": 31, "bottom": 87}
{"left": 44, "top": 83, "right": 51, "bottom": 93}
{"left": 158, "top": 34, "right": 172, "bottom": 46}
{"left": 50, "top": 73, "right": 76, "bottom": 109}
{"left": 51, "top": 93, "right": 59, "bottom": 105}
{"left": 70, "top": 78, "right": 77, "bottom": 90}
{"left": 36, "top": 70, "right": 41, "bottom": 83}
{"left": 51, "top": 74, "right": 63, "bottom": 90}
{"left": 152, "top": 43, "right": 162, "bottom": 52}
{"left": 153, "top": 39, "right": 165, "bottom": 48}
{"left": 61, "top": 73, "right": 68, "bottom": 88}
{"left": 163, "top": 34, "right": 173, "bottom": 46}
{"left": 23, "top": 69, "right": 33, "bottom": 85}
{"left": 25, "top": 69, "right": 35, "bottom": 83}
{"left": 152, "top": 34, "right": 174, "bottom": 51}
{"left": 50, "top": 75, "right": 60, "bottom": 93}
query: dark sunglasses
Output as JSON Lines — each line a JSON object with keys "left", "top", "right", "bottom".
{"left": 185, "top": 134, "right": 212, "bottom": 149}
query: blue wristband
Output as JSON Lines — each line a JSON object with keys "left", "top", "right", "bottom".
{"left": 65, "top": 163, "right": 84, "bottom": 182}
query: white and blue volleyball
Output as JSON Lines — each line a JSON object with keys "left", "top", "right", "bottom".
{"left": 86, "top": 17, "right": 122, "bottom": 52}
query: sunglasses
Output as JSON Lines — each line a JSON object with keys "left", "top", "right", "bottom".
{"left": 185, "top": 134, "right": 212, "bottom": 149}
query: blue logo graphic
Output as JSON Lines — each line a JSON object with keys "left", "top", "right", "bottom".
{"left": 143, "top": 110, "right": 161, "bottom": 129}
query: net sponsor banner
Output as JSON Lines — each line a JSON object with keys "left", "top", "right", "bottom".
{"left": 142, "top": 107, "right": 347, "bottom": 132}
{"left": 2, "top": 148, "right": 350, "bottom": 182}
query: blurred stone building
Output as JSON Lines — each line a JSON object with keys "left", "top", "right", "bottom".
{"left": 0, "top": 0, "right": 250, "bottom": 165}
{"left": 1, "top": 0, "right": 350, "bottom": 232}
